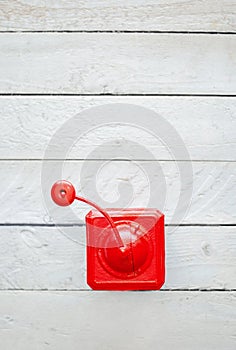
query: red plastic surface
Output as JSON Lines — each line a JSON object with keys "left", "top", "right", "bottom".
{"left": 51, "top": 180, "right": 76, "bottom": 206}
{"left": 51, "top": 180, "right": 123, "bottom": 247}
{"left": 86, "top": 208, "right": 165, "bottom": 291}
{"left": 51, "top": 180, "right": 165, "bottom": 291}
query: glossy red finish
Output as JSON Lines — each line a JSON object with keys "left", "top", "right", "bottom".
{"left": 51, "top": 180, "right": 76, "bottom": 206}
{"left": 51, "top": 180, "right": 165, "bottom": 291}
{"left": 86, "top": 208, "right": 165, "bottom": 290}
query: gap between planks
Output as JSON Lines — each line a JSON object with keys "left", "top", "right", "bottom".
{"left": 0, "top": 31, "right": 236, "bottom": 35}
{"left": 0, "top": 223, "right": 235, "bottom": 227}
{"left": 0, "top": 159, "right": 235, "bottom": 163}
{"left": 0, "top": 289, "right": 234, "bottom": 292}
{"left": 1, "top": 93, "right": 236, "bottom": 97}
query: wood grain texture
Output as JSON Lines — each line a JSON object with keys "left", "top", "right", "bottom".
{"left": 0, "top": 2, "right": 235, "bottom": 348}
{"left": 0, "top": 1, "right": 236, "bottom": 32}
{"left": 0, "top": 225, "right": 235, "bottom": 290}
{"left": 0, "top": 291, "right": 235, "bottom": 350}
{"left": 0, "top": 33, "right": 236, "bottom": 94}
{"left": 1, "top": 161, "right": 235, "bottom": 225}
{"left": 1, "top": 97, "right": 236, "bottom": 161}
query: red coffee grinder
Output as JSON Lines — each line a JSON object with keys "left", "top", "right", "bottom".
{"left": 51, "top": 180, "right": 165, "bottom": 291}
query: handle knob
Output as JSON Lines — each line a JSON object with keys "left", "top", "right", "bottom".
{"left": 51, "top": 180, "right": 76, "bottom": 206}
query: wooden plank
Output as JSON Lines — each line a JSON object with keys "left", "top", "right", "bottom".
{"left": 1, "top": 160, "right": 236, "bottom": 225}
{"left": 0, "top": 291, "right": 235, "bottom": 349}
{"left": 0, "top": 225, "right": 235, "bottom": 290}
{"left": 0, "top": 33, "right": 236, "bottom": 94}
{"left": 0, "top": 1, "right": 236, "bottom": 32}
{"left": 1, "top": 97, "right": 236, "bottom": 161}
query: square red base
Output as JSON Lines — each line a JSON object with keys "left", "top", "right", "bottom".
{"left": 86, "top": 208, "right": 165, "bottom": 291}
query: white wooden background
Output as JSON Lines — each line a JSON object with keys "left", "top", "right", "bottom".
{"left": 0, "top": 1, "right": 236, "bottom": 349}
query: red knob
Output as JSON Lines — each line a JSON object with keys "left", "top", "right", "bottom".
{"left": 51, "top": 180, "right": 76, "bottom": 206}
